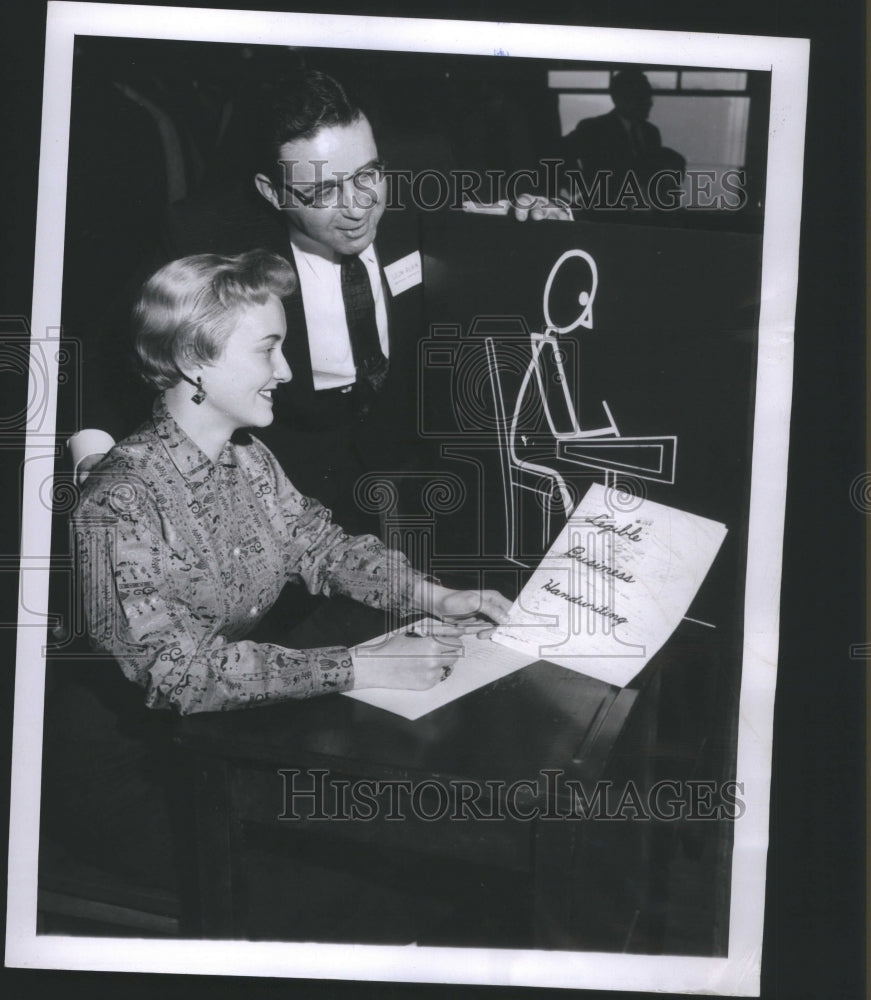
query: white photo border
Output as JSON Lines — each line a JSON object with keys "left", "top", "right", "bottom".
{"left": 7, "top": 3, "right": 809, "bottom": 994}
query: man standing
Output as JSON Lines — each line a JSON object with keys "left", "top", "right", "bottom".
{"left": 248, "top": 72, "right": 424, "bottom": 530}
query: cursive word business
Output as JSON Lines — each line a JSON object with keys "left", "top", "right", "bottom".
{"left": 564, "top": 545, "right": 636, "bottom": 584}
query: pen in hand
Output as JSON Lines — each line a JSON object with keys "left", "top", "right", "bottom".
{"left": 405, "top": 619, "right": 495, "bottom": 640}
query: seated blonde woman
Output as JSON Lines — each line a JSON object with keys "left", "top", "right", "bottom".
{"left": 44, "top": 250, "right": 509, "bottom": 888}
{"left": 73, "top": 249, "right": 510, "bottom": 712}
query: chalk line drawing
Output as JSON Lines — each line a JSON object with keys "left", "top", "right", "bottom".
{"left": 485, "top": 248, "right": 678, "bottom": 566}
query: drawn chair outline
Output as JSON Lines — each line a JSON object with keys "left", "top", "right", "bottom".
{"left": 484, "top": 249, "right": 678, "bottom": 567}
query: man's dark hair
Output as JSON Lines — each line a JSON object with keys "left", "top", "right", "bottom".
{"left": 258, "top": 70, "right": 364, "bottom": 183}
{"left": 609, "top": 68, "right": 652, "bottom": 100}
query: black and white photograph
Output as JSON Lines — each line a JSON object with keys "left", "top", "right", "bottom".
{"left": 1, "top": 2, "right": 865, "bottom": 999}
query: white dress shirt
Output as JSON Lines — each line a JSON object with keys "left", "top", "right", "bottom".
{"left": 289, "top": 236, "right": 390, "bottom": 391}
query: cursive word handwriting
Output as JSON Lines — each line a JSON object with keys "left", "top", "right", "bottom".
{"left": 541, "top": 579, "right": 628, "bottom": 626}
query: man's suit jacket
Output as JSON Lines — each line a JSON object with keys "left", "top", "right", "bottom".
{"left": 559, "top": 109, "right": 662, "bottom": 196}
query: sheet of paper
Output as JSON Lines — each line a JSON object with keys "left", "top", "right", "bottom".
{"left": 343, "top": 620, "right": 537, "bottom": 720}
{"left": 493, "top": 483, "right": 728, "bottom": 687}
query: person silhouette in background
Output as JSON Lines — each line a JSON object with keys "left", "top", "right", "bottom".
{"left": 557, "top": 68, "right": 685, "bottom": 212}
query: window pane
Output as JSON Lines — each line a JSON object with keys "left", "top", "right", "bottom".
{"left": 548, "top": 70, "right": 611, "bottom": 89}
{"left": 651, "top": 95, "right": 749, "bottom": 166}
{"left": 681, "top": 71, "right": 748, "bottom": 90}
{"left": 643, "top": 71, "right": 678, "bottom": 90}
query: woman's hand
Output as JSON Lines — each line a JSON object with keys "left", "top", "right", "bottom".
{"left": 351, "top": 626, "right": 465, "bottom": 690}
{"left": 350, "top": 582, "right": 514, "bottom": 691}
{"left": 413, "top": 580, "right": 514, "bottom": 628}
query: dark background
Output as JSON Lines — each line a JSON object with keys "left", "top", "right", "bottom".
{"left": 0, "top": 1, "right": 865, "bottom": 999}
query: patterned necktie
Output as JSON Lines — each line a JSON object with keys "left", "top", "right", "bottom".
{"left": 340, "top": 254, "right": 389, "bottom": 401}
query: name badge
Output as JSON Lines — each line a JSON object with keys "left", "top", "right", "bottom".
{"left": 383, "top": 251, "right": 422, "bottom": 296}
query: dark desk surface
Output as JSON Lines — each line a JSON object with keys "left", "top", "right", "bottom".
{"left": 173, "top": 615, "right": 721, "bottom": 791}
{"left": 177, "top": 658, "right": 627, "bottom": 782}
{"left": 172, "top": 612, "right": 731, "bottom": 948}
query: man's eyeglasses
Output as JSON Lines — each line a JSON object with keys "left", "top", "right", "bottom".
{"left": 280, "top": 160, "right": 388, "bottom": 210}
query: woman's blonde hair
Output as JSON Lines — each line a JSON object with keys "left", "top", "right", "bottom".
{"left": 132, "top": 249, "right": 296, "bottom": 390}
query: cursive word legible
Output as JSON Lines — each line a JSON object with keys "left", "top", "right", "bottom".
{"left": 581, "top": 513, "right": 644, "bottom": 542}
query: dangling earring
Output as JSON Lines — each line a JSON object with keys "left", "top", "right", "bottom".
{"left": 178, "top": 371, "right": 206, "bottom": 404}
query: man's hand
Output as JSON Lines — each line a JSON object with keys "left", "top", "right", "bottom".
{"left": 511, "top": 193, "right": 573, "bottom": 222}
{"left": 462, "top": 196, "right": 573, "bottom": 222}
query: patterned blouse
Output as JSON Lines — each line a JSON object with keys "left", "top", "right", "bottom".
{"left": 73, "top": 397, "right": 422, "bottom": 714}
